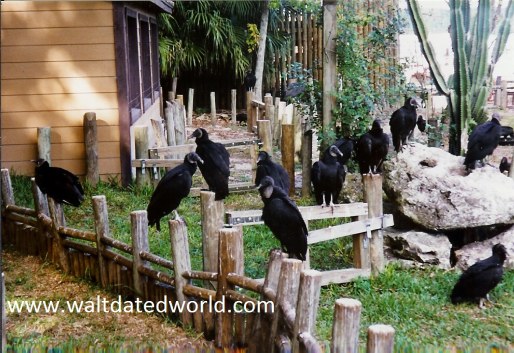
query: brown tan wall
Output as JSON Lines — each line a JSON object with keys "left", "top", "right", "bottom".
{"left": 1, "top": 1, "right": 121, "bottom": 178}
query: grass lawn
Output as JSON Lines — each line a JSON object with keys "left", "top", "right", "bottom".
{"left": 5, "top": 175, "right": 514, "bottom": 350}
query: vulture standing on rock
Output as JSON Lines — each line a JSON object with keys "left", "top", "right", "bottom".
{"left": 33, "top": 159, "right": 84, "bottom": 207}
{"left": 255, "top": 150, "right": 290, "bottom": 194}
{"left": 451, "top": 243, "right": 507, "bottom": 308}
{"left": 258, "top": 176, "right": 308, "bottom": 261}
{"left": 311, "top": 145, "right": 345, "bottom": 207}
{"left": 416, "top": 115, "right": 427, "bottom": 133}
{"left": 463, "top": 112, "right": 502, "bottom": 171}
{"left": 499, "top": 157, "right": 511, "bottom": 174}
{"left": 147, "top": 152, "right": 203, "bottom": 231}
{"left": 355, "top": 119, "right": 390, "bottom": 174}
{"left": 190, "top": 128, "right": 230, "bottom": 200}
{"left": 390, "top": 97, "right": 420, "bottom": 152}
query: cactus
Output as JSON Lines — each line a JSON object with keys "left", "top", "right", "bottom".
{"left": 406, "top": 0, "right": 513, "bottom": 155}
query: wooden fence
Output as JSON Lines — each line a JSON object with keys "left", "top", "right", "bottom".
{"left": 1, "top": 169, "right": 396, "bottom": 352}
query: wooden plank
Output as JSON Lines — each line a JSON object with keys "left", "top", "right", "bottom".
{"left": 1, "top": 2, "right": 112, "bottom": 11}
{"left": 1, "top": 76, "right": 117, "bottom": 95}
{"left": 320, "top": 268, "right": 371, "bottom": 286}
{"left": 1, "top": 110, "right": 120, "bottom": 128}
{"left": 1, "top": 10, "right": 113, "bottom": 29}
{"left": 1, "top": 93, "right": 118, "bottom": 112}
{"left": 308, "top": 214, "right": 394, "bottom": 245}
{"left": 150, "top": 138, "right": 261, "bottom": 157}
{"left": 1, "top": 27, "right": 115, "bottom": 46}
{"left": 1, "top": 61, "right": 115, "bottom": 80}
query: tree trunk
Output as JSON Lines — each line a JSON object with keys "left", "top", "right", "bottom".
{"left": 254, "top": 0, "right": 270, "bottom": 102}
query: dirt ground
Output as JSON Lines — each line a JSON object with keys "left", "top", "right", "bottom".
{"left": 2, "top": 248, "right": 212, "bottom": 349}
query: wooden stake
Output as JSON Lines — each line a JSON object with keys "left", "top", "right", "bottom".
{"left": 165, "top": 101, "right": 177, "bottom": 147}
{"left": 83, "top": 112, "right": 99, "bottom": 186}
{"left": 246, "top": 91, "right": 254, "bottom": 133}
{"left": 1, "top": 169, "right": 15, "bottom": 206}
{"left": 215, "top": 226, "right": 244, "bottom": 348}
{"left": 37, "top": 127, "right": 51, "bottom": 164}
{"left": 257, "top": 119, "right": 273, "bottom": 154}
{"left": 200, "top": 191, "right": 224, "bottom": 289}
{"left": 48, "top": 198, "right": 70, "bottom": 272}
{"left": 231, "top": 89, "right": 237, "bottom": 125}
{"left": 134, "top": 126, "right": 151, "bottom": 187}
{"left": 93, "top": 195, "right": 111, "bottom": 288}
{"left": 322, "top": 0, "right": 337, "bottom": 152}
{"left": 281, "top": 124, "right": 295, "bottom": 196}
{"left": 131, "top": 210, "right": 150, "bottom": 298}
{"left": 301, "top": 118, "right": 313, "bottom": 197}
{"left": 362, "top": 174, "right": 384, "bottom": 275}
{"left": 210, "top": 92, "right": 217, "bottom": 126}
{"left": 367, "top": 324, "right": 395, "bottom": 353}
{"left": 331, "top": 298, "right": 362, "bottom": 353}
{"left": 170, "top": 218, "right": 193, "bottom": 327}
{"left": 187, "top": 88, "right": 195, "bottom": 126}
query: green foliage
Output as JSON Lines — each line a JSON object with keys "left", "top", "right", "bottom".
{"left": 245, "top": 23, "right": 260, "bottom": 53}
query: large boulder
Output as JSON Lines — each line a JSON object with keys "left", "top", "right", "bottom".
{"left": 454, "top": 225, "right": 514, "bottom": 270}
{"left": 383, "top": 143, "right": 514, "bottom": 231}
{"left": 384, "top": 228, "right": 452, "bottom": 269}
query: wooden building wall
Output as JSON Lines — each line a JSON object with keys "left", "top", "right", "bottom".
{"left": 1, "top": 1, "right": 121, "bottom": 178}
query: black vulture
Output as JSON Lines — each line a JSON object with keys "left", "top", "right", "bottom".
{"left": 255, "top": 150, "right": 290, "bottom": 194}
{"left": 33, "top": 159, "right": 84, "bottom": 207}
{"left": 322, "top": 137, "right": 354, "bottom": 166}
{"left": 416, "top": 115, "right": 427, "bottom": 132}
{"left": 311, "top": 145, "right": 345, "bottom": 207}
{"left": 190, "top": 128, "right": 230, "bottom": 200}
{"left": 355, "top": 119, "right": 390, "bottom": 174}
{"left": 147, "top": 152, "right": 203, "bottom": 231}
{"left": 451, "top": 243, "right": 507, "bottom": 308}
{"left": 244, "top": 70, "right": 256, "bottom": 92}
{"left": 463, "top": 113, "right": 502, "bottom": 171}
{"left": 390, "top": 97, "right": 420, "bottom": 152}
{"left": 258, "top": 176, "right": 308, "bottom": 261}
{"left": 499, "top": 157, "right": 511, "bottom": 174}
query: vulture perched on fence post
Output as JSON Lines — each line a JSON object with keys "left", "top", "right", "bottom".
{"left": 390, "top": 97, "right": 420, "bottom": 152}
{"left": 190, "top": 128, "right": 230, "bottom": 201}
{"left": 33, "top": 159, "right": 84, "bottom": 207}
{"left": 311, "top": 145, "right": 345, "bottom": 207}
{"left": 463, "top": 112, "right": 502, "bottom": 171}
{"left": 147, "top": 152, "right": 203, "bottom": 231}
{"left": 355, "top": 119, "right": 390, "bottom": 175}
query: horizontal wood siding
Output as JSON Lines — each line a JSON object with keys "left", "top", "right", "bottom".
{"left": 1, "top": 1, "right": 120, "bottom": 179}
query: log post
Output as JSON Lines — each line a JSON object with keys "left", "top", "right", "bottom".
{"left": 353, "top": 214, "right": 371, "bottom": 269}
{"left": 301, "top": 116, "right": 313, "bottom": 197}
{"left": 215, "top": 226, "right": 244, "bottom": 348}
{"left": 269, "top": 258, "right": 303, "bottom": 353}
{"left": 83, "top": 112, "right": 99, "bottom": 186}
{"left": 187, "top": 88, "right": 194, "bottom": 126}
{"left": 131, "top": 210, "right": 150, "bottom": 298}
{"left": 231, "top": 89, "right": 237, "bottom": 125}
{"left": 170, "top": 218, "right": 193, "bottom": 326}
{"left": 210, "top": 92, "right": 217, "bottom": 126}
{"left": 500, "top": 80, "right": 508, "bottom": 109}
{"left": 200, "top": 191, "right": 224, "bottom": 289}
{"left": 92, "top": 195, "right": 111, "bottom": 288}
{"left": 48, "top": 198, "right": 70, "bottom": 272}
{"left": 37, "top": 127, "right": 51, "bottom": 164}
{"left": 331, "top": 298, "right": 362, "bottom": 353}
{"left": 246, "top": 91, "right": 254, "bottom": 133}
{"left": 1, "top": 169, "right": 15, "bottom": 206}
{"left": 257, "top": 119, "right": 273, "bottom": 154}
{"left": 264, "top": 93, "right": 273, "bottom": 119}
{"left": 135, "top": 126, "right": 151, "bottom": 187}
{"left": 173, "top": 100, "right": 187, "bottom": 145}
{"left": 32, "top": 178, "right": 50, "bottom": 257}
{"left": 292, "top": 270, "right": 322, "bottom": 353}
{"left": 165, "top": 101, "right": 177, "bottom": 147}
{"left": 362, "top": 174, "right": 384, "bottom": 275}
{"left": 176, "top": 94, "right": 184, "bottom": 106}
{"left": 281, "top": 124, "right": 295, "bottom": 196}
{"left": 367, "top": 324, "right": 395, "bottom": 353}
{"left": 322, "top": 0, "right": 337, "bottom": 152}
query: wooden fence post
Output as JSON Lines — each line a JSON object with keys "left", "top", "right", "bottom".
{"left": 264, "top": 93, "right": 273, "bottom": 119}
{"left": 246, "top": 91, "right": 254, "bottom": 133}
{"left": 281, "top": 124, "right": 295, "bottom": 196}
{"left": 92, "top": 195, "right": 111, "bottom": 288}
{"left": 367, "top": 324, "right": 395, "bottom": 353}
{"left": 188, "top": 88, "right": 195, "bottom": 126}
{"left": 170, "top": 218, "right": 193, "bottom": 327}
{"left": 84, "top": 112, "right": 99, "bottom": 186}
{"left": 165, "top": 101, "right": 177, "bottom": 148}
{"left": 200, "top": 191, "right": 224, "bottom": 289}
{"left": 331, "top": 298, "right": 362, "bottom": 353}
{"left": 37, "top": 127, "right": 51, "bottom": 164}
{"left": 1, "top": 169, "right": 15, "bottom": 206}
{"left": 176, "top": 94, "right": 184, "bottom": 106}
{"left": 362, "top": 174, "right": 384, "bottom": 275}
{"left": 322, "top": 0, "right": 337, "bottom": 152}
{"left": 48, "top": 198, "right": 70, "bottom": 273}
{"left": 270, "top": 258, "right": 303, "bottom": 353}
{"left": 135, "top": 126, "right": 151, "bottom": 187}
{"left": 301, "top": 115, "right": 313, "bottom": 197}
{"left": 210, "top": 92, "right": 217, "bottom": 126}
{"left": 215, "top": 226, "right": 244, "bottom": 348}
{"left": 32, "top": 178, "right": 51, "bottom": 257}
{"left": 131, "top": 210, "right": 150, "bottom": 298}
{"left": 500, "top": 80, "right": 508, "bottom": 109}
{"left": 293, "top": 269, "right": 322, "bottom": 353}
{"left": 231, "top": 89, "right": 237, "bottom": 125}
{"left": 257, "top": 119, "right": 273, "bottom": 154}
